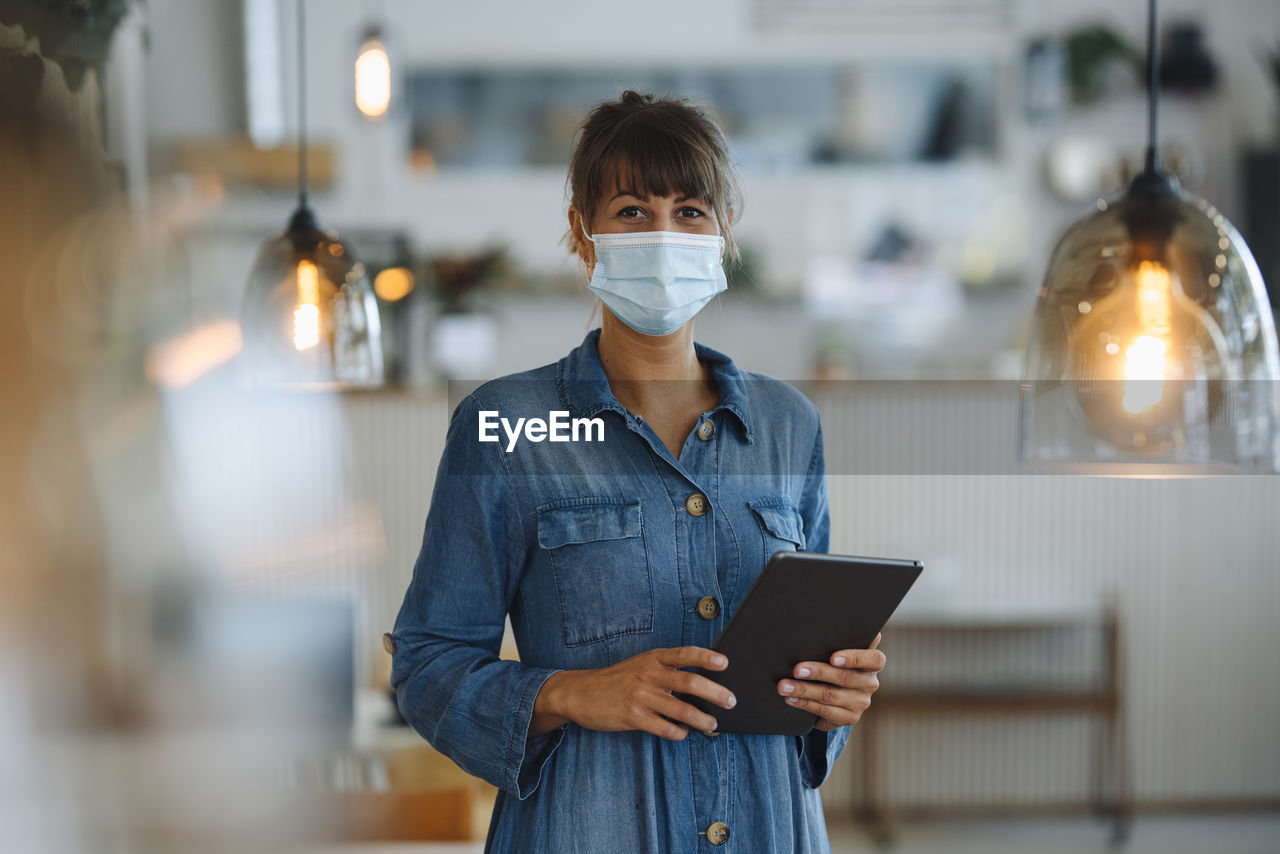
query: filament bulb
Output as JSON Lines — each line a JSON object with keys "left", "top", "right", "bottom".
{"left": 1068, "top": 258, "right": 1233, "bottom": 453}
{"left": 293, "top": 258, "right": 321, "bottom": 350}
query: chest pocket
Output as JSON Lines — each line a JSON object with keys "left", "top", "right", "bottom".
{"left": 538, "top": 498, "right": 654, "bottom": 647}
{"left": 747, "top": 498, "right": 806, "bottom": 567}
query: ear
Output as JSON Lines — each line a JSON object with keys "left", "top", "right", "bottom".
{"left": 567, "top": 206, "right": 595, "bottom": 268}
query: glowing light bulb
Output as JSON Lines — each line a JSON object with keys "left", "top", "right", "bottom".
{"left": 1068, "top": 258, "right": 1233, "bottom": 454}
{"left": 1122, "top": 335, "right": 1167, "bottom": 413}
{"left": 293, "top": 259, "right": 321, "bottom": 350}
{"left": 355, "top": 36, "right": 391, "bottom": 119}
{"left": 1120, "top": 261, "right": 1174, "bottom": 415}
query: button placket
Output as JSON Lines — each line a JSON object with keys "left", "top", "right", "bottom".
{"left": 674, "top": 473, "right": 726, "bottom": 844}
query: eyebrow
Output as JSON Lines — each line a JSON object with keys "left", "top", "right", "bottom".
{"left": 608, "top": 190, "right": 700, "bottom": 204}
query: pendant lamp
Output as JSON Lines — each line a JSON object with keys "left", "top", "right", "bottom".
{"left": 355, "top": 26, "right": 392, "bottom": 120}
{"left": 241, "top": 0, "right": 384, "bottom": 389}
{"left": 1020, "top": 0, "right": 1280, "bottom": 471}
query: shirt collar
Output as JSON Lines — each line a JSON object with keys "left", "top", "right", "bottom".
{"left": 557, "top": 328, "right": 754, "bottom": 443}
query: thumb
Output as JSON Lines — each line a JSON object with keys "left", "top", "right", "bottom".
{"left": 869, "top": 632, "right": 882, "bottom": 650}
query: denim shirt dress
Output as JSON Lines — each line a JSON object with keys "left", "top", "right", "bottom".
{"left": 389, "top": 329, "right": 846, "bottom": 853}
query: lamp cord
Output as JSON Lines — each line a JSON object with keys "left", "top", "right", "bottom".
{"left": 1145, "top": 0, "right": 1160, "bottom": 174}
{"left": 297, "top": 0, "right": 308, "bottom": 210}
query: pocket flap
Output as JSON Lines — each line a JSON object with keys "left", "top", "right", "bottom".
{"left": 747, "top": 499, "right": 805, "bottom": 547}
{"left": 537, "top": 500, "right": 641, "bottom": 549}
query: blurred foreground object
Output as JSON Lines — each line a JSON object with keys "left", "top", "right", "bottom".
{"left": 1, "top": 13, "right": 369, "bottom": 852}
{"left": 1021, "top": 0, "right": 1280, "bottom": 471}
{"left": 240, "top": 0, "right": 383, "bottom": 389}
{"left": 0, "top": 0, "right": 129, "bottom": 89}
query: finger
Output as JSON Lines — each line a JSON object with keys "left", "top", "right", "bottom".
{"left": 657, "top": 646, "right": 728, "bottom": 671}
{"left": 784, "top": 695, "right": 862, "bottom": 728}
{"left": 779, "top": 678, "right": 852, "bottom": 708}
{"left": 828, "top": 648, "right": 887, "bottom": 671}
{"left": 779, "top": 678, "right": 877, "bottom": 713}
{"left": 636, "top": 710, "right": 690, "bottom": 741}
{"left": 665, "top": 669, "right": 737, "bottom": 710}
{"left": 870, "top": 632, "right": 882, "bottom": 650}
{"left": 790, "top": 663, "right": 880, "bottom": 692}
{"left": 651, "top": 692, "right": 719, "bottom": 734}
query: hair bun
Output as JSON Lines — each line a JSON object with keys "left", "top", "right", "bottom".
{"left": 618, "top": 90, "right": 655, "bottom": 107}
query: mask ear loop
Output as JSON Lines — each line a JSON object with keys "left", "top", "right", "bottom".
{"left": 576, "top": 224, "right": 599, "bottom": 288}
{"left": 573, "top": 222, "right": 596, "bottom": 266}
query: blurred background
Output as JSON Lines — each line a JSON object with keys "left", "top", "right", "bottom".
{"left": 2, "top": 0, "right": 1279, "bottom": 851}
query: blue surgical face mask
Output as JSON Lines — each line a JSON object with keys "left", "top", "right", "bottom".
{"left": 585, "top": 230, "right": 728, "bottom": 337}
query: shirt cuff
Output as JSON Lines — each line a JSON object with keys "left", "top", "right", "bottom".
{"left": 505, "top": 668, "right": 566, "bottom": 799}
{"left": 796, "top": 725, "right": 850, "bottom": 788}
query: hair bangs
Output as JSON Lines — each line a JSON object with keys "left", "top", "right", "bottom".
{"left": 599, "top": 117, "right": 719, "bottom": 208}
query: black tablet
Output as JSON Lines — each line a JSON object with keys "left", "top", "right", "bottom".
{"left": 689, "top": 552, "right": 923, "bottom": 736}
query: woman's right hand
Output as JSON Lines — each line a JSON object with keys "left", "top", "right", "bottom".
{"left": 531, "top": 647, "right": 736, "bottom": 740}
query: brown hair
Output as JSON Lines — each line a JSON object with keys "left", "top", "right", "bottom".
{"left": 567, "top": 90, "right": 743, "bottom": 262}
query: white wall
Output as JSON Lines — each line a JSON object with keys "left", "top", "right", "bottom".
{"left": 145, "top": 0, "right": 246, "bottom": 140}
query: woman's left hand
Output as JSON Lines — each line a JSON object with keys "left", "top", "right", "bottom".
{"left": 778, "top": 633, "right": 885, "bottom": 732}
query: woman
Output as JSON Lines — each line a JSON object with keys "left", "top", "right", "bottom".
{"left": 389, "top": 91, "right": 885, "bottom": 852}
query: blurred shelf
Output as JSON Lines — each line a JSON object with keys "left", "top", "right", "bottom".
{"left": 857, "top": 607, "right": 1132, "bottom": 845}
{"left": 875, "top": 688, "right": 1117, "bottom": 713}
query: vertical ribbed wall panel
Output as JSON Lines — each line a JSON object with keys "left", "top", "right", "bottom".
{"left": 341, "top": 392, "right": 452, "bottom": 689}
{"left": 811, "top": 386, "right": 1279, "bottom": 811}
{"left": 218, "top": 387, "right": 1279, "bottom": 807}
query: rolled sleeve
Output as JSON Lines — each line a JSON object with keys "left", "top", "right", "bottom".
{"left": 796, "top": 726, "right": 850, "bottom": 789}
{"left": 390, "top": 393, "right": 562, "bottom": 797}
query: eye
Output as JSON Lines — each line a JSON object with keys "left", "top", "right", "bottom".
{"left": 616, "top": 205, "right": 645, "bottom": 219}
{"left": 678, "top": 206, "right": 707, "bottom": 219}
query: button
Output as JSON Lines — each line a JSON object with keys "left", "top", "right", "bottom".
{"left": 697, "top": 596, "right": 720, "bottom": 620}
{"left": 686, "top": 493, "right": 708, "bottom": 516}
{"left": 706, "top": 822, "right": 730, "bottom": 846}
{"left": 697, "top": 419, "right": 715, "bottom": 441}
{"left": 382, "top": 632, "right": 396, "bottom": 655}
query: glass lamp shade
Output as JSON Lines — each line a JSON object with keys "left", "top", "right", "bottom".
{"left": 241, "top": 214, "right": 384, "bottom": 389}
{"left": 1021, "top": 175, "right": 1280, "bottom": 470}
